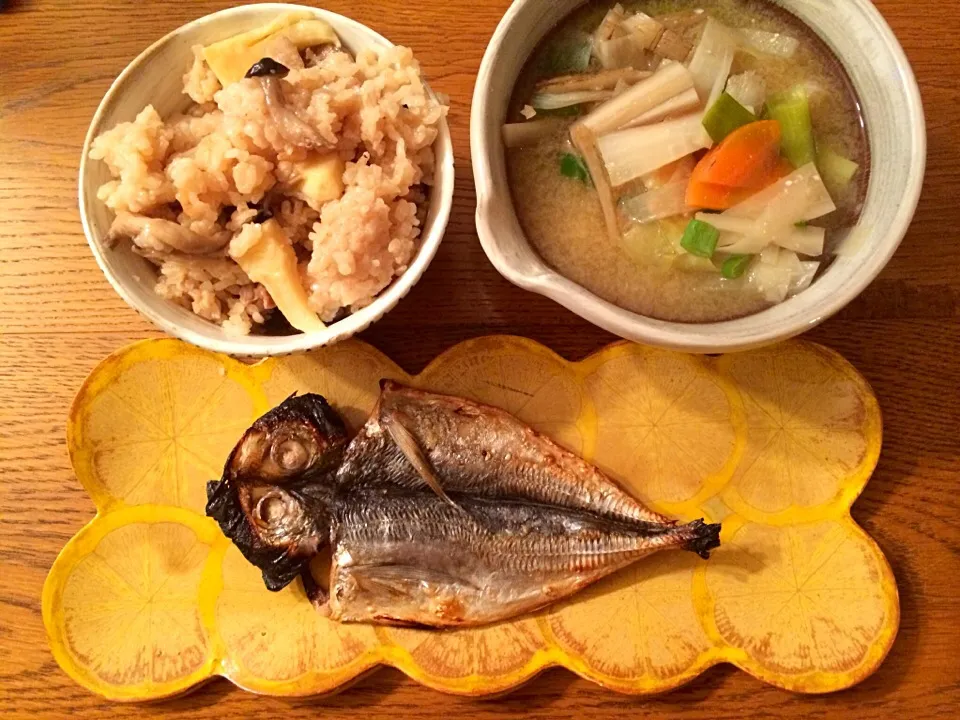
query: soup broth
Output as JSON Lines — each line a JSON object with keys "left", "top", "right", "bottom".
{"left": 506, "top": 0, "right": 869, "bottom": 323}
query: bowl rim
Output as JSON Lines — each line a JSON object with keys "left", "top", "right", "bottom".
{"left": 470, "top": 0, "right": 926, "bottom": 353}
{"left": 79, "top": 2, "right": 454, "bottom": 357}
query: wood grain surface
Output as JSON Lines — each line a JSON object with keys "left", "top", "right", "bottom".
{"left": 0, "top": 0, "right": 957, "bottom": 717}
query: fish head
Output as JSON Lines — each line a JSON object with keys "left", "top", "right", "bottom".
{"left": 226, "top": 393, "right": 348, "bottom": 483}
{"left": 206, "top": 393, "right": 347, "bottom": 591}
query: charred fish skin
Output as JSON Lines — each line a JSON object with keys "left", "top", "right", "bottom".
{"left": 206, "top": 479, "right": 329, "bottom": 591}
{"left": 328, "top": 488, "right": 721, "bottom": 627}
{"left": 225, "top": 393, "right": 348, "bottom": 484}
{"left": 336, "top": 381, "right": 674, "bottom": 526}
{"left": 206, "top": 393, "right": 345, "bottom": 591}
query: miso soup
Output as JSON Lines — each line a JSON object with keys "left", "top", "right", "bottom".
{"left": 505, "top": 0, "right": 869, "bottom": 323}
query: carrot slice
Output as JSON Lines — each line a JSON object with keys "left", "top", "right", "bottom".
{"left": 690, "top": 120, "right": 782, "bottom": 189}
{"left": 686, "top": 161, "right": 794, "bottom": 210}
{"left": 685, "top": 181, "right": 758, "bottom": 211}
{"left": 741, "top": 156, "right": 794, "bottom": 190}
{"left": 687, "top": 129, "right": 793, "bottom": 210}
{"left": 766, "top": 157, "right": 796, "bottom": 184}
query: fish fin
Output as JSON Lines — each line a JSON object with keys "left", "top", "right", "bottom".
{"left": 683, "top": 519, "right": 722, "bottom": 559}
{"left": 382, "top": 414, "right": 465, "bottom": 513}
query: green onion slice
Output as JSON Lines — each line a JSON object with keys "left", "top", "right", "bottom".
{"left": 680, "top": 218, "right": 720, "bottom": 259}
{"left": 721, "top": 254, "right": 753, "bottom": 279}
{"left": 766, "top": 85, "right": 816, "bottom": 168}
{"left": 702, "top": 92, "right": 756, "bottom": 144}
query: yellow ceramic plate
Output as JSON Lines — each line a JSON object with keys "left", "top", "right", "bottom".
{"left": 44, "top": 337, "right": 895, "bottom": 700}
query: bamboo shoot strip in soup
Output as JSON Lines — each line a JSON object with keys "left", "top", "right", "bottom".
{"left": 505, "top": 0, "right": 869, "bottom": 323}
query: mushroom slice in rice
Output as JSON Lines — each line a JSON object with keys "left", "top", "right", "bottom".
{"left": 246, "top": 58, "right": 324, "bottom": 150}
{"left": 107, "top": 212, "right": 230, "bottom": 255}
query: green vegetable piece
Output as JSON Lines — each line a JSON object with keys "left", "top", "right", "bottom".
{"left": 818, "top": 147, "right": 860, "bottom": 195}
{"left": 560, "top": 153, "right": 592, "bottom": 185}
{"left": 702, "top": 92, "right": 757, "bottom": 144}
{"left": 767, "top": 85, "right": 816, "bottom": 168}
{"left": 680, "top": 218, "right": 720, "bottom": 259}
{"left": 721, "top": 254, "right": 753, "bottom": 279}
{"left": 540, "top": 36, "right": 592, "bottom": 75}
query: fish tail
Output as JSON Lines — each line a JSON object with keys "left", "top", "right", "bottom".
{"left": 682, "top": 519, "right": 722, "bottom": 559}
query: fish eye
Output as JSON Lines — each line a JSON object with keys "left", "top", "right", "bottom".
{"left": 271, "top": 437, "right": 310, "bottom": 472}
{"left": 254, "top": 489, "right": 296, "bottom": 529}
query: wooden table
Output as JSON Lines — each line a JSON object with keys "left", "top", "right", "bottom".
{"left": 1, "top": 0, "right": 958, "bottom": 717}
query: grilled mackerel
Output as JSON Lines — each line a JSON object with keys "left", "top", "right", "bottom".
{"left": 207, "top": 381, "right": 721, "bottom": 628}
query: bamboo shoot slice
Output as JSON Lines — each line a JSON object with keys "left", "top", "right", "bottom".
{"left": 229, "top": 220, "right": 326, "bottom": 333}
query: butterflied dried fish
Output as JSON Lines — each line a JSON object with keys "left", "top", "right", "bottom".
{"left": 207, "top": 381, "right": 721, "bottom": 627}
